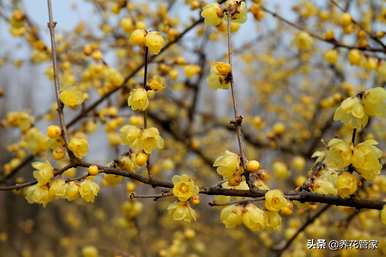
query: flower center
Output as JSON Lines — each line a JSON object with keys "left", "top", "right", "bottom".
{"left": 180, "top": 183, "right": 189, "bottom": 193}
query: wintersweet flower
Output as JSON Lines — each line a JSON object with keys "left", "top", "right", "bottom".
{"left": 294, "top": 32, "right": 313, "bottom": 50}
{"left": 334, "top": 96, "right": 368, "bottom": 130}
{"left": 119, "top": 125, "right": 142, "bottom": 148}
{"left": 167, "top": 202, "right": 197, "bottom": 223}
{"left": 201, "top": 3, "right": 223, "bottom": 26}
{"left": 82, "top": 246, "right": 98, "bottom": 257}
{"left": 65, "top": 181, "right": 79, "bottom": 201}
{"left": 225, "top": 0, "right": 248, "bottom": 24}
{"left": 127, "top": 88, "right": 149, "bottom": 111}
{"left": 242, "top": 204, "right": 265, "bottom": 231}
{"left": 79, "top": 179, "right": 100, "bottom": 203}
{"left": 129, "top": 29, "right": 146, "bottom": 45}
{"left": 220, "top": 204, "right": 243, "bottom": 229}
{"left": 59, "top": 86, "right": 86, "bottom": 108}
{"left": 32, "top": 161, "right": 54, "bottom": 186}
{"left": 48, "top": 179, "right": 66, "bottom": 199}
{"left": 336, "top": 172, "right": 358, "bottom": 198}
{"left": 325, "top": 139, "right": 352, "bottom": 169}
{"left": 273, "top": 161, "right": 289, "bottom": 179}
{"left": 145, "top": 31, "right": 165, "bottom": 55}
{"left": 207, "top": 62, "right": 232, "bottom": 89}
{"left": 362, "top": 87, "right": 386, "bottom": 117}
{"left": 213, "top": 150, "right": 241, "bottom": 179}
{"left": 24, "top": 184, "right": 50, "bottom": 206}
{"left": 264, "top": 189, "right": 287, "bottom": 212}
{"left": 23, "top": 128, "right": 50, "bottom": 154}
{"left": 141, "top": 127, "right": 164, "bottom": 154}
{"left": 172, "top": 175, "right": 199, "bottom": 202}
{"left": 313, "top": 169, "right": 338, "bottom": 196}
{"left": 68, "top": 134, "right": 89, "bottom": 159}
{"left": 264, "top": 211, "right": 282, "bottom": 230}
{"left": 148, "top": 76, "right": 165, "bottom": 91}
{"left": 352, "top": 139, "right": 383, "bottom": 180}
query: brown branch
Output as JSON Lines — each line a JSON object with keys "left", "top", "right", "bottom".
{"left": 0, "top": 159, "right": 384, "bottom": 210}
{"left": 225, "top": 12, "right": 250, "bottom": 189}
{"left": 46, "top": 0, "right": 71, "bottom": 156}
{"left": 0, "top": 163, "right": 77, "bottom": 191}
{"left": 261, "top": 6, "right": 385, "bottom": 54}
{"left": 329, "top": 0, "right": 386, "bottom": 50}
{"left": 273, "top": 205, "right": 331, "bottom": 256}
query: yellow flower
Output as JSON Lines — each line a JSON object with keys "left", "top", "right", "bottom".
{"left": 88, "top": 165, "right": 99, "bottom": 176}
{"left": 242, "top": 204, "right": 265, "bottom": 231}
{"left": 172, "top": 175, "right": 199, "bottom": 202}
{"left": 334, "top": 96, "right": 368, "bottom": 129}
{"left": 79, "top": 179, "right": 99, "bottom": 203}
{"left": 105, "top": 67, "right": 123, "bottom": 88}
{"left": 102, "top": 174, "right": 123, "bottom": 186}
{"left": 339, "top": 13, "right": 352, "bottom": 26}
{"left": 65, "top": 181, "right": 79, "bottom": 201}
{"left": 145, "top": 31, "right": 165, "bottom": 55}
{"left": 272, "top": 122, "right": 286, "bottom": 135}
{"left": 273, "top": 161, "right": 289, "bottom": 179}
{"left": 292, "top": 156, "right": 305, "bottom": 172}
{"left": 5, "top": 111, "right": 33, "bottom": 131}
{"left": 220, "top": 204, "right": 243, "bottom": 229}
{"left": 264, "top": 189, "right": 287, "bottom": 212}
{"left": 22, "top": 128, "right": 50, "bottom": 154}
{"left": 119, "top": 125, "right": 142, "bottom": 148}
{"left": 122, "top": 201, "right": 143, "bottom": 219}
{"left": 313, "top": 169, "right": 338, "bottom": 195}
{"left": 336, "top": 172, "right": 358, "bottom": 198}
{"left": 265, "top": 211, "right": 282, "bottom": 230}
{"left": 32, "top": 161, "right": 54, "bottom": 186}
{"left": 47, "top": 125, "right": 61, "bottom": 138}
{"left": 184, "top": 64, "right": 201, "bottom": 78}
{"left": 127, "top": 88, "right": 149, "bottom": 111}
{"left": 381, "top": 205, "right": 386, "bottom": 225}
{"left": 325, "top": 139, "right": 353, "bottom": 169}
{"left": 167, "top": 202, "right": 197, "bottom": 223}
{"left": 348, "top": 49, "right": 362, "bottom": 65}
{"left": 129, "top": 29, "right": 146, "bottom": 45}
{"left": 59, "top": 87, "right": 86, "bottom": 108}
{"left": 213, "top": 150, "right": 241, "bottom": 179}
{"left": 148, "top": 76, "right": 165, "bottom": 91}
{"left": 82, "top": 246, "right": 98, "bottom": 257}
{"left": 324, "top": 49, "right": 338, "bottom": 65}
{"left": 201, "top": 3, "right": 223, "bottom": 26}
{"left": 294, "top": 32, "right": 313, "bottom": 50}
{"left": 225, "top": 0, "right": 248, "bottom": 24}
{"left": 207, "top": 62, "right": 231, "bottom": 90}
{"left": 246, "top": 160, "right": 260, "bottom": 173}
{"left": 120, "top": 17, "right": 133, "bottom": 33}
{"left": 24, "top": 184, "right": 50, "bottom": 206}
{"left": 135, "top": 152, "right": 148, "bottom": 166}
{"left": 140, "top": 127, "right": 164, "bottom": 154}
{"left": 119, "top": 155, "right": 136, "bottom": 172}
{"left": 68, "top": 134, "right": 89, "bottom": 159}
{"left": 362, "top": 87, "right": 386, "bottom": 117}
{"left": 48, "top": 179, "right": 66, "bottom": 199}
{"left": 352, "top": 139, "right": 383, "bottom": 180}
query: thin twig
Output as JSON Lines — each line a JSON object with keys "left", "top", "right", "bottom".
{"left": 273, "top": 205, "right": 331, "bottom": 256}
{"left": 46, "top": 0, "right": 72, "bottom": 158}
{"left": 226, "top": 11, "right": 248, "bottom": 187}
{"left": 261, "top": 6, "right": 385, "bottom": 54}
